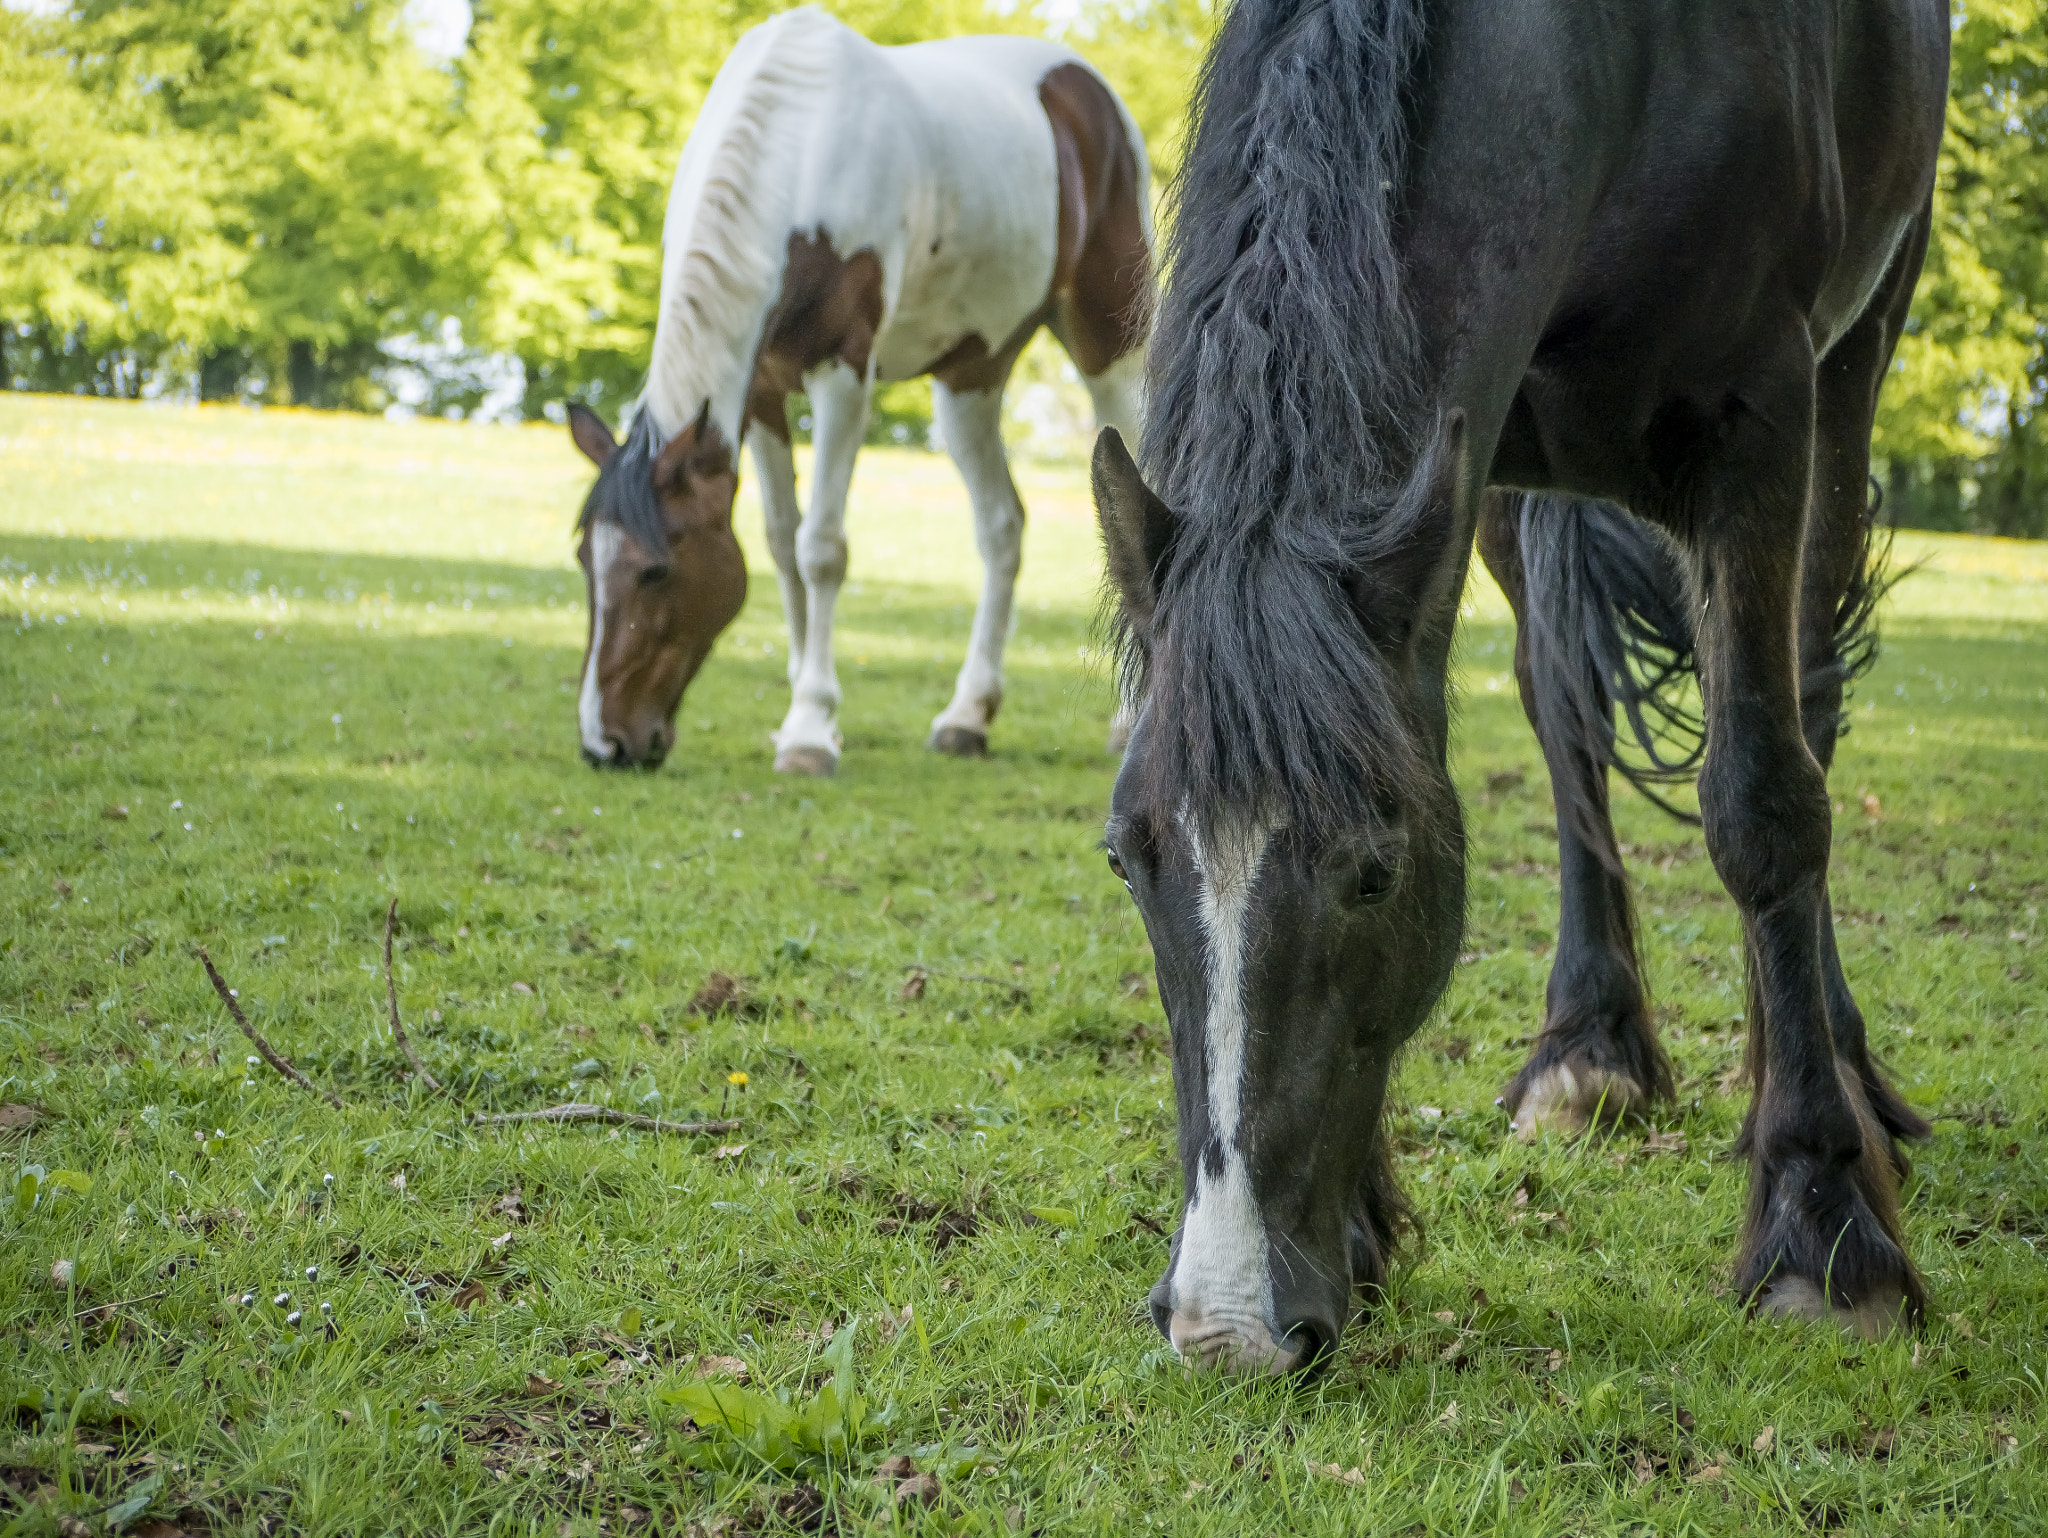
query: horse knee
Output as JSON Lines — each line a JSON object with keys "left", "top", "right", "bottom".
{"left": 1699, "top": 750, "right": 1830, "bottom": 908}
{"left": 798, "top": 531, "right": 847, "bottom": 589}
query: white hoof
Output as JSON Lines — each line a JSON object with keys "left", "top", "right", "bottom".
{"left": 1509, "top": 1060, "right": 1646, "bottom": 1141}
{"left": 1754, "top": 1278, "right": 1908, "bottom": 1341}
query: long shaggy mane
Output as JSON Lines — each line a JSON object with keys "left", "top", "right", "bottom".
{"left": 1127, "top": 0, "right": 1436, "bottom": 844}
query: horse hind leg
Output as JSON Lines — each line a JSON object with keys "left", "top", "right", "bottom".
{"left": 1480, "top": 491, "right": 1675, "bottom": 1138}
{"left": 928, "top": 378, "right": 1025, "bottom": 758}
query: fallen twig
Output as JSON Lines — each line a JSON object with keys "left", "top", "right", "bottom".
{"left": 77, "top": 1289, "right": 168, "bottom": 1320}
{"left": 471, "top": 1103, "right": 740, "bottom": 1136}
{"left": 384, "top": 899, "right": 444, "bottom": 1094}
{"left": 198, "top": 947, "right": 345, "bottom": 1109}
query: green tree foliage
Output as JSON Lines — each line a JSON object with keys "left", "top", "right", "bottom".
{"left": 2, "top": 0, "right": 2046, "bottom": 534}
{"left": 0, "top": 9, "right": 245, "bottom": 394}
{"left": 1879, "top": 1, "right": 2048, "bottom": 535}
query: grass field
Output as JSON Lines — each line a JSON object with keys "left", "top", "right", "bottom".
{"left": 3, "top": 393, "right": 2045, "bottom": 1537}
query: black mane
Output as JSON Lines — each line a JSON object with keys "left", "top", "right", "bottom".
{"left": 1130, "top": 0, "right": 1436, "bottom": 843}
{"left": 576, "top": 409, "right": 668, "bottom": 557}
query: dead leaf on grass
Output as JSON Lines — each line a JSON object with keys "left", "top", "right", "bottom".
{"left": 1310, "top": 1461, "right": 1368, "bottom": 1486}
{"left": 1687, "top": 1458, "right": 1725, "bottom": 1484}
{"left": 525, "top": 1373, "right": 565, "bottom": 1397}
{"left": 711, "top": 1143, "right": 747, "bottom": 1161}
{"left": 691, "top": 1355, "right": 748, "bottom": 1381}
{"left": 1752, "top": 1425, "right": 1775, "bottom": 1454}
{"left": 450, "top": 1282, "right": 487, "bottom": 1310}
{"left": 1642, "top": 1130, "right": 1689, "bottom": 1156}
{"left": 689, "top": 972, "right": 752, "bottom": 1018}
{"left": 899, "top": 969, "right": 928, "bottom": 1002}
{"left": 0, "top": 1104, "right": 38, "bottom": 1137}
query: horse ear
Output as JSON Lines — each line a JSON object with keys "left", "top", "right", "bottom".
{"left": 1092, "top": 428, "right": 1175, "bottom": 626}
{"left": 654, "top": 402, "right": 732, "bottom": 492}
{"left": 566, "top": 403, "right": 616, "bottom": 469}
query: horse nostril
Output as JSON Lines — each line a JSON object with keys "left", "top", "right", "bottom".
{"left": 1147, "top": 1280, "right": 1173, "bottom": 1341}
{"left": 1280, "top": 1318, "right": 1337, "bottom": 1374}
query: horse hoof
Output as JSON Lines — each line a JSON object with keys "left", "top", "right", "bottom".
{"left": 1508, "top": 1059, "right": 1646, "bottom": 1141}
{"left": 1754, "top": 1278, "right": 1909, "bottom": 1341}
{"left": 929, "top": 725, "right": 989, "bottom": 758}
{"left": 774, "top": 744, "right": 838, "bottom": 777}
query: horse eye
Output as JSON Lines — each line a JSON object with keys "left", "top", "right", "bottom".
{"left": 1106, "top": 851, "right": 1129, "bottom": 884}
{"left": 1354, "top": 864, "right": 1397, "bottom": 905}
{"left": 637, "top": 565, "right": 671, "bottom": 588}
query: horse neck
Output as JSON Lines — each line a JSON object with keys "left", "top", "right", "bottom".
{"left": 643, "top": 21, "right": 835, "bottom": 442}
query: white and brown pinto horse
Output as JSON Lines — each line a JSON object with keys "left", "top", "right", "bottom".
{"left": 566, "top": 8, "right": 1152, "bottom": 773}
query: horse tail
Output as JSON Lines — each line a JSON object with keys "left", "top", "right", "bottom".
{"left": 1803, "top": 480, "right": 1903, "bottom": 742}
{"left": 1515, "top": 494, "right": 1703, "bottom": 850}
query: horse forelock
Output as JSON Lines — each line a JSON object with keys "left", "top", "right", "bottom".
{"left": 576, "top": 411, "right": 669, "bottom": 561}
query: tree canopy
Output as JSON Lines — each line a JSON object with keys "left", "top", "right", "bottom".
{"left": 3, "top": 0, "right": 2044, "bottom": 532}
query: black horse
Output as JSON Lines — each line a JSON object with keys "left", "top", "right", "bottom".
{"left": 1094, "top": 0, "right": 1948, "bottom": 1371}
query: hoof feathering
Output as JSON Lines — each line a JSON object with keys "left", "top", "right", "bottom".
{"left": 929, "top": 725, "right": 990, "bottom": 759}
{"left": 774, "top": 744, "right": 839, "bottom": 777}
{"left": 1509, "top": 1059, "right": 1646, "bottom": 1141}
{"left": 1754, "top": 1278, "right": 1910, "bottom": 1341}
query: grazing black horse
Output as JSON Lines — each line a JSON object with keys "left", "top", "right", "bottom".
{"left": 1094, "top": 0, "right": 1948, "bottom": 1371}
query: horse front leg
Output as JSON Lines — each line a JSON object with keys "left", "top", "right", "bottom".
{"left": 747, "top": 419, "right": 806, "bottom": 689}
{"left": 1479, "top": 492, "right": 1672, "bottom": 1138}
{"left": 928, "top": 380, "right": 1024, "bottom": 758}
{"left": 773, "top": 362, "right": 868, "bottom": 777}
{"left": 1685, "top": 342, "right": 1922, "bottom": 1337}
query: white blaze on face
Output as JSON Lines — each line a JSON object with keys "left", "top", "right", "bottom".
{"left": 579, "top": 523, "right": 622, "bottom": 760}
{"left": 1169, "top": 811, "right": 1295, "bottom": 1372}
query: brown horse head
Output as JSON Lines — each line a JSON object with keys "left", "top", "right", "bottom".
{"left": 568, "top": 402, "right": 747, "bottom": 769}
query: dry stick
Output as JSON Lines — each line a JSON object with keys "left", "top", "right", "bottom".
{"left": 76, "top": 1289, "right": 169, "bottom": 1319}
{"left": 384, "top": 898, "right": 444, "bottom": 1094}
{"left": 471, "top": 1103, "right": 740, "bottom": 1137}
{"left": 198, "top": 948, "right": 346, "bottom": 1109}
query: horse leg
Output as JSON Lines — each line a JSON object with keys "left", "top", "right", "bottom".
{"left": 1081, "top": 348, "right": 1148, "bottom": 753}
{"left": 1479, "top": 491, "right": 1671, "bottom": 1137}
{"left": 1789, "top": 217, "right": 1933, "bottom": 1174}
{"left": 1684, "top": 333, "right": 1921, "bottom": 1336}
{"left": 773, "top": 362, "right": 868, "bottom": 776}
{"left": 927, "top": 378, "right": 1025, "bottom": 758}
{"left": 747, "top": 420, "right": 806, "bottom": 690}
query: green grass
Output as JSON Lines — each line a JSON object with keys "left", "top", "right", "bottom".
{"left": 2, "top": 393, "right": 2044, "bottom": 1537}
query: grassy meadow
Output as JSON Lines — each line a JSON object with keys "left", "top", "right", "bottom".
{"left": 2, "top": 393, "right": 2046, "bottom": 1536}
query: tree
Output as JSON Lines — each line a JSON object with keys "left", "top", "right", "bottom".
{"left": 1875, "top": 0, "right": 2048, "bottom": 535}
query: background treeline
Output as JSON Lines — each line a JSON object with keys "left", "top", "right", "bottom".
{"left": 2, "top": 0, "right": 2044, "bottom": 533}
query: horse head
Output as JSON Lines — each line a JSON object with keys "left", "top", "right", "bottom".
{"left": 567, "top": 402, "right": 748, "bottom": 769}
{"left": 1093, "top": 426, "right": 1471, "bottom": 1373}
